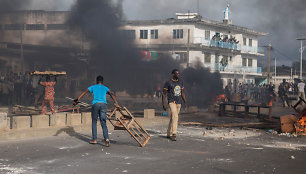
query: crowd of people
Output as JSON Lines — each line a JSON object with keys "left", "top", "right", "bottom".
{"left": 224, "top": 79, "right": 306, "bottom": 107}
{"left": 0, "top": 72, "right": 38, "bottom": 106}
{"left": 0, "top": 71, "right": 79, "bottom": 107}
{"left": 211, "top": 34, "right": 239, "bottom": 45}
{"left": 225, "top": 82, "right": 275, "bottom": 105}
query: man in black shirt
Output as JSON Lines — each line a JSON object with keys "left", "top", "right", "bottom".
{"left": 162, "top": 69, "right": 187, "bottom": 141}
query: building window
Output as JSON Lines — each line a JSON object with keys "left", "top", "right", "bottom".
{"left": 204, "top": 53, "right": 211, "bottom": 63}
{"left": 174, "top": 52, "right": 187, "bottom": 63}
{"left": 248, "top": 58, "right": 253, "bottom": 67}
{"left": 150, "top": 29, "right": 158, "bottom": 39}
{"left": 243, "top": 38, "right": 247, "bottom": 45}
{"left": 173, "top": 29, "right": 183, "bottom": 39}
{"left": 4, "top": 24, "right": 24, "bottom": 30}
{"left": 122, "top": 30, "right": 136, "bottom": 40}
{"left": 242, "top": 58, "right": 247, "bottom": 66}
{"left": 140, "top": 30, "right": 148, "bottom": 39}
{"left": 26, "top": 24, "right": 44, "bottom": 30}
{"left": 205, "top": 30, "right": 210, "bottom": 40}
{"left": 47, "top": 24, "right": 67, "bottom": 30}
{"left": 215, "top": 55, "right": 219, "bottom": 63}
{"left": 249, "top": 39, "right": 252, "bottom": 46}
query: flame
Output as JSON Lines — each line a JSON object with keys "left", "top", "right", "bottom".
{"left": 295, "top": 116, "right": 306, "bottom": 135}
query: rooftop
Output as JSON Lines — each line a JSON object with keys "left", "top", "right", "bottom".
{"left": 124, "top": 16, "right": 267, "bottom": 37}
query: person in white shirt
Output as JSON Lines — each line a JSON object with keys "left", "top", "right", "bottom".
{"left": 297, "top": 80, "right": 305, "bottom": 101}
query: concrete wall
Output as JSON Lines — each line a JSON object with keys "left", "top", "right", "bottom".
{"left": 0, "top": 113, "right": 8, "bottom": 131}
{"left": 123, "top": 24, "right": 195, "bottom": 45}
{"left": 12, "top": 116, "right": 31, "bottom": 130}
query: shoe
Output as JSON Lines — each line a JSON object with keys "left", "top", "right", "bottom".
{"left": 170, "top": 135, "right": 177, "bottom": 141}
{"left": 105, "top": 139, "right": 110, "bottom": 147}
{"left": 89, "top": 140, "right": 98, "bottom": 144}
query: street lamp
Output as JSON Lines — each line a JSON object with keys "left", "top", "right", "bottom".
{"left": 297, "top": 38, "right": 306, "bottom": 79}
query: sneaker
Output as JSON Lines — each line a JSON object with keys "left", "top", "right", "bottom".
{"left": 105, "top": 139, "right": 110, "bottom": 147}
{"left": 89, "top": 140, "right": 98, "bottom": 144}
{"left": 170, "top": 135, "right": 177, "bottom": 141}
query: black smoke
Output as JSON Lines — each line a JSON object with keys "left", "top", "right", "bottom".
{"left": 67, "top": 0, "right": 179, "bottom": 95}
{"left": 0, "top": 0, "right": 31, "bottom": 13}
{"left": 182, "top": 65, "right": 223, "bottom": 106}
{"left": 67, "top": 0, "right": 223, "bottom": 107}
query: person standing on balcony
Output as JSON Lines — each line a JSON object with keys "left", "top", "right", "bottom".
{"left": 162, "top": 69, "right": 187, "bottom": 141}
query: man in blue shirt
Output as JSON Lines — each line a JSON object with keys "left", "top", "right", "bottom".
{"left": 74, "top": 76, "right": 120, "bottom": 147}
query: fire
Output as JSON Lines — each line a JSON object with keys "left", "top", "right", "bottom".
{"left": 295, "top": 109, "right": 306, "bottom": 135}
{"left": 216, "top": 94, "right": 228, "bottom": 102}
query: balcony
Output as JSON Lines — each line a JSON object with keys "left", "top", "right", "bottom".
{"left": 193, "top": 37, "right": 263, "bottom": 54}
{"left": 204, "top": 63, "right": 262, "bottom": 74}
{"left": 193, "top": 37, "right": 238, "bottom": 50}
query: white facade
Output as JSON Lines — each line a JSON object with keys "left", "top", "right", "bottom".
{"left": 122, "top": 13, "right": 266, "bottom": 87}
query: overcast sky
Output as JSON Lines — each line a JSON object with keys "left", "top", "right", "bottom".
{"left": 26, "top": 0, "right": 306, "bottom": 67}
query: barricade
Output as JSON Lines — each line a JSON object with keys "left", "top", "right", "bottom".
{"left": 32, "top": 115, "right": 50, "bottom": 128}
{"left": 82, "top": 112, "right": 91, "bottom": 125}
{"left": 0, "top": 113, "right": 7, "bottom": 131}
{"left": 12, "top": 116, "right": 31, "bottom": 130}
{"left": 50, "top": 113, "right": 67, "bottom": 127}
{"left": 67, "top": 113, "right": 82, "bottom": 126}
{"left": 144, "top": 109, "right": 155, "bottom": 119}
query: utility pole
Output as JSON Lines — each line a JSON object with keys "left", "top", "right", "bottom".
{"left": 187, "top": 29, "right": 190, "bottom": 67}
{"left": 197, "top": 0, "right": 200, "bottom": 14}
{"left": 274, "top": 57, "right": 276, "bottom": 84}
{"left": 267, "top": 44, "right": 271, "bottom": 84}
{"left": 297, "top": 38, "right": 306, "bottom": 80}
{"left": 20, "top": 29, "right": 24, "bottom": 74}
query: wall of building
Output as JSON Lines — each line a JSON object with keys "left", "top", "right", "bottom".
{"left": 123, "top": 24, "right": 195, "bottom": 45}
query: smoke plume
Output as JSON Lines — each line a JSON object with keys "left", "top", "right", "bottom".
{"left": 67, "top": 0, "right": 222, "bottom": 106}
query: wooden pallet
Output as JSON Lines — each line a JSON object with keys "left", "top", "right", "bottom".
{"left": 107, "top": 107, "right": 151, "bottom": 147}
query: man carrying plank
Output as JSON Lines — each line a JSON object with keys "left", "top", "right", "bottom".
{"left": 74, "top": 75, "right": 120, "bottom": 147}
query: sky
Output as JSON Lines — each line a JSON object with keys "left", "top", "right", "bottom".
{"left": 25, "top": 0, "right": 306, "bottom": 67}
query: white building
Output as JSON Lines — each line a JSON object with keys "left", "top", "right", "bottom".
{"left": 122, "top": 6, "right": 267, "bottom": 87}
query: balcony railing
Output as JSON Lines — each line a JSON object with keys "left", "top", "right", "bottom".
{"left": 193, "top": 37, "right": 263, "bottom": 54}
{"left": 203, "top": 63, "right": 262, "bottom": 74}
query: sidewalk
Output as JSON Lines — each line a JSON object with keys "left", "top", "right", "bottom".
{"left": 0, "top": 116, "right": 169, "bottom": 142}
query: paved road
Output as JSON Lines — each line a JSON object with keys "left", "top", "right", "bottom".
{"left": 1, "top": 124, "right": 306, "bottom": 174}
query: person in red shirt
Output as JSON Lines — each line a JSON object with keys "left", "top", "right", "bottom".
{"left": 40, "top": 76, "right": 56, "bottom": 114}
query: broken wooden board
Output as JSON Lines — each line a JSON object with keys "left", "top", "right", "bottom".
{"left": 29, "top": 71, "right": 66, "bottom": 76}
{"left": 107, "top": 107, "right": 151, "bottom": 147}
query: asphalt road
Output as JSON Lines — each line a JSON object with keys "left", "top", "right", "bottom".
{"left": 1, "top": 124, "right": 306, "bottom": 174}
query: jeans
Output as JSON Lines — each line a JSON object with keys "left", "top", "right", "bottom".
{"left": 91, "top": 102, "right": 109, "bottom": 140}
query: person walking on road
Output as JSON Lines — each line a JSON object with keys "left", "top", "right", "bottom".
{"left": 40, "top": 76, "right": 56, "bottom": 115}
{"left": 297, "top": 79, "right": 305, "bottom": 102}
{"left": 162, "top": 69, "right": 187, "bottom": 141}
{"left": 74, "top": 75, "right": 120, "bottom": 147}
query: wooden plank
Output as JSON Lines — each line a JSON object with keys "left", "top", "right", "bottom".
{"left": 179, "top": 121, "right": 273, "bottom": 127}
{"left": 30, "top": 71, "right": 66, "bottom": 75}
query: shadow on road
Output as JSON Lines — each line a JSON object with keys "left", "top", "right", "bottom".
{"left": 53, "top": 126, "right": 91, "bottom": 143}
